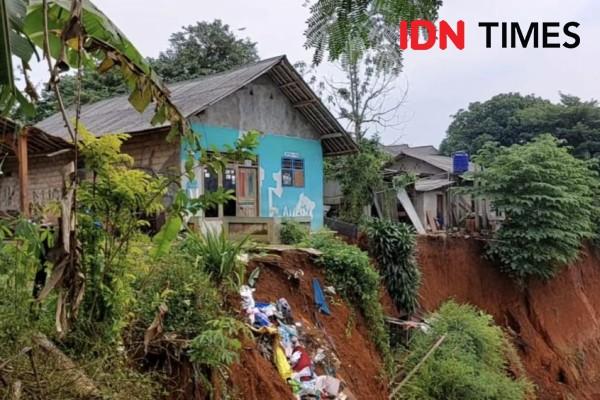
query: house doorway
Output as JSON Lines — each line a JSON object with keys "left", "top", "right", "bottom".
{"left": 436, "top": 193, "right": 445, "bottom": 227}
{"left": 236, "top": 166, "right": 258, "bottom": 217}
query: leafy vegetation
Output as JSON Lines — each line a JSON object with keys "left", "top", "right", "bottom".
{"left": 132, "top": 248, "right": 222, "bottom": 338}
{"left": 365, "top": 219, "right": 420, "bottom": 314}
{"left": 131, "top": 238, "right": 253, "bottom": 397}
{"left": 305, "top": 0, "right": 441, "bottom": 65}
{"left": 400, "top": 301, "right": 534, "bottom": 400}
{"left": 75, "top": 128, "right": 168, "bottom": 343}
{"left": 306, "top": 230, "right": 391, "bottom": 368}
{"left": 279, "top": 219, "right": 309, "bottom": 245}
{"left": 440, "top": 92, "right": 600, "bottom": 159}
{"left": 181, "top": 229, "right": 250, "bottom": 293}
{"left": 26, "top": 19, "right": 259, "bottom": 123}
{"left": 328, "top": 138, "right": 389, "bottom": 222}
{"left": 189, "top": 317, "right": 251, "bottom": 390}
{"left": 3, "top": 0, "right": 188, "bottom": 136}
{"left": 469, "top": 135, "right": 599, "bottom": 282}
{"left": 0, "top": 218, "right": 54, "bottom": 343}
{"left": 151, "top": 19, "right": 259, "bottom": 83}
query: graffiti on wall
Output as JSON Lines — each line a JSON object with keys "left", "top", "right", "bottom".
{"left": 0, "top": 178, "right": 18, "bottom": 210}
{"left": 32, "top": 188, "right": 62, "bottom": 205}
{"left": 0, "top": 177, "right": 63, "bottom": 211}
{"left": 188, "top": 123, "right": 325, "bottom": 229}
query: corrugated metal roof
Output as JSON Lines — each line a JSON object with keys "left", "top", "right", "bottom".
{"left": 382, "top": 144, "right": 438, "bottom": 157}
{"left": 35, "top": 55, "right": 357, "bottom": 156}
{"left": 414, "top": 177, "right": 454, "bottom": 192}
{"left": 387, "top": 144, "right": 474, "bottom": 173}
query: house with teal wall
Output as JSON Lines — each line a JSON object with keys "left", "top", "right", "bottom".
{"left": 35, "top": 56, "right": 357, "bottom": 238}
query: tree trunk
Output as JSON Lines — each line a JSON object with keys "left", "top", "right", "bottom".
{"left": 32, "top": 333, "right": 101, "bottom": 399}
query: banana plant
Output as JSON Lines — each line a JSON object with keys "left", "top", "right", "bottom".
{"left": 0, "top": 0, "right": 187, "bottom": 138}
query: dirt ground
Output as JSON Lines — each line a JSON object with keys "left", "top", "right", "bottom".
{"left": 417, "top": 235, "right": 600, "bottom": 400}
{"left": 229, "top": 249, "right": 390, "bottom": 399}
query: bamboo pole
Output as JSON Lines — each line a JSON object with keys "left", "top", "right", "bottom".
{"left": 389, "top": 334, "right": 447, "bottom": 399}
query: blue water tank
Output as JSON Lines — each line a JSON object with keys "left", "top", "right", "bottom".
{"left": 452, "top": 152, "right": 470, "bottom": 174}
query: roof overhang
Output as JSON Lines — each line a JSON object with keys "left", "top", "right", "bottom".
{"left": 1, "top": 117, "right": 72, "bottom": 156}
{"left": 264, "top": 57, "right": 357, "bottom": 156}
{"left": 415, "top": 178, "right": 454, "bottom": 192}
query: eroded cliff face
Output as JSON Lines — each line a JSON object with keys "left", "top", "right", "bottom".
{"left": 417, "top": 236, "right": 600, "bottom": 400}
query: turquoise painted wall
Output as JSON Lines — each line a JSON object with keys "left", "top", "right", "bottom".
{"left": 184, "top": 123, "right": 324, "bottom": 229}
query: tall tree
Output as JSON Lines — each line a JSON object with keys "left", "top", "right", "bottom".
{"left": 26, "top": 19, "right": 259, "bottom": 123}
{"left": 440, "top": 93, "right": 600, "bottom": 159}
{"left": 469, "top": 135, "right": 599, "bottom": 282}
{"left": 331, "top": 56, "right": 405, "bottom": 142}
{"left": 150, "top": 19, "right": 259, "bottom": 83}
{"left": 18, "top": 70, "right": 129, "bottom": 122}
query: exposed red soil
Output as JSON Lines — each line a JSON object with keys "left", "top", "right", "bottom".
{"left": 229, "top": 341, "right": 296, "bottom": 400}
{"left": 417, "top": 235, "right": 600, "bottom": 400}
{"left": 230, "top": 249, "right": 389, "bottom": 399}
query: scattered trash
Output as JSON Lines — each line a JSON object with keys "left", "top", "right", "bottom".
{"left": 315, "top": 375, "right": 342, "bottom": 396}
{"left": 274, "top": 344, "right": 293, "bottom": 381}
{"left": 240, "top": 269, "right": 358, "bottom": 400}
{"left": 277, "top": 297, "right": 294, "bottom": 323}
{"left": 240, "top": 285, "right": 256, "bottom": 311}
{"left": 313, "top": 348, "right": 326, "bottom": 363}
{"left": 290, "top": 337, "right": 314, "bottom": 382}
{"left": 248, "top": 266, "right": 261, "bottom": 287}
{"left": 324, "top": 285, "right": 336, "bottom": 296}
{"left": 312, "top": 278, "right": 331, "bottom": 316}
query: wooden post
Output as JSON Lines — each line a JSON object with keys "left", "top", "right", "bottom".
{"left": 17, "top": 128, "right": 29, "bottom": 217}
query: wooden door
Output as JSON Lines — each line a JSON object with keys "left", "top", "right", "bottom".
{"left": 436, "top": 193, "right": 445, "bottom": 226}
{"left": 236, "top": 167, "right": 258, "bottom": 217}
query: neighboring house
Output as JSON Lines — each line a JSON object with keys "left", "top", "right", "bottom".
{"left": 2, "top": 56, "right": 357, "bottom": 238}
{"left": 382, "top": 144, "right": 495, "bottom": 233}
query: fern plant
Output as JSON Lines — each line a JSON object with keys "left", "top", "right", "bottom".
{"left": 364, "top": 218, "right": 420, "bottom": 314}
{"left": 305, "top": 0, "right": 442, "bottom": 65}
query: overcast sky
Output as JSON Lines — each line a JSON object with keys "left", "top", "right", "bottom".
{"left": 29, "top": 0, "right": 600, "bottom": 147}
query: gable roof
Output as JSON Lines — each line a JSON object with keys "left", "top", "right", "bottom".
{"left": 35, "top": 56, "right": 357, "bottom": 156}
{"left": 381, "top": 144, "right": 438, "bottom": 157}
{"left": 382, "top": 144, "right": 474, "bottom": 173}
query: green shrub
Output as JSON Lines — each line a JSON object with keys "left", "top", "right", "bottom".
{"left": 308, "top": 233, "right": 391, "bottom": 368}
{"left": 279, "top": 219, "right": 309, "bottom": 244}
{"left": 303, "top": 228, "right": 339, "bottom": 249}
{"left": 364, "top": 219, "right": 420, "bottom": 314}
{"left": 133, "top": 249, "right": 222, "bottom": 338}
{"left": 133, "top": 246, "right": 247, "bottom": 396}
{"left": 0, "top": 219, "right": 55, "bottom": 344}
{"left": 470, "top": 135, "right": 599, "bottom": 282}
{"left": 181, "top": 229, "right": 250, "bottom": 292}
{"left": 189, "top": 317, "right": 251, "bottom": 370}
{"left": 400, "top": 301, "right": 534, "bottom": 400}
